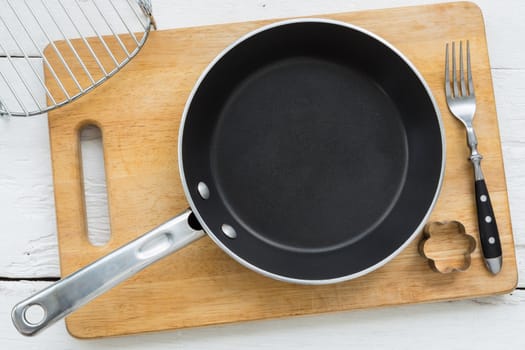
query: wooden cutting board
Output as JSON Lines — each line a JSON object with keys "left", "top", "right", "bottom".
{"left": 47, "top": 2, "right": 518, "bottom": 338}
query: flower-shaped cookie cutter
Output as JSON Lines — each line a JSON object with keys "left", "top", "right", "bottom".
{"left": 419, "top": 221, "right": 477, "bottom": 273}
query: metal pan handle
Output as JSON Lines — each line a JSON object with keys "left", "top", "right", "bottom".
{"left": 12, "top": 210, "right": 205, "bottom": 336}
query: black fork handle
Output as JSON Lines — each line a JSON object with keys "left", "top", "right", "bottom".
{"left": 474, "top": 179, "right": 502, "bottom": 273}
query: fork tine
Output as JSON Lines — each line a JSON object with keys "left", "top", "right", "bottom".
{"left": 460, "top": 41, "right": 467, "bottom": 96}
{"left": 452, "top": 42, "right": 460, "bottom": 98}
{"left": 467, "top": 40, "right": 475, "bottom": 96}
{"left": 445, "top": 43, "right": 452, "bottom": 98}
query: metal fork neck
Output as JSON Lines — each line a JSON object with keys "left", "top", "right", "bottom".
{"left": 466, "top": 124, "right": 484, "bottom": 181}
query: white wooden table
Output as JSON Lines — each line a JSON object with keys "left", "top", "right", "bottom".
{"left": 1, "top": 0, "right": 524, "bottom": 348}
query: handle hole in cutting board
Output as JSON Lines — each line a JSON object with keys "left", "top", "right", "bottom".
{"left": 79, "top": 124, "right": 111, "bottom": 246}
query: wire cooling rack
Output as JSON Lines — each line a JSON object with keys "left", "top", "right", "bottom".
{"left": 0, "top": 0, "right": 156, "bottom": 117}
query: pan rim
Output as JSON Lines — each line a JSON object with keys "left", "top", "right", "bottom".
{"left": 178, "top": 17, "right": 446, "bottom": 285}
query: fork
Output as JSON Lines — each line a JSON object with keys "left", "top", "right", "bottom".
{"left": 445, "top": 41, "right": 502, "bottom": 274}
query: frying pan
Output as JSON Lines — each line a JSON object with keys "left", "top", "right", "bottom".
{"left": 12, "top": 18, "right": 445, "bottom": 336}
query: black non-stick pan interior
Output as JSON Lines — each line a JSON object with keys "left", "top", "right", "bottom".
{"left": 181, "top": 20, "right": 443, "bottom": 282}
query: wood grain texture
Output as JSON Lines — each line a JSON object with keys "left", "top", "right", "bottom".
{"left": 46, "top": 2, "right": 518, "bottom": 338}
{"left": 0, "top": 0, "right": 147, "bottom": 56}
{"left": 2, "top": 0, "right": 523, "bottom": 283}
{"left": 3, "top": 281, "right": 525, "bottom": 349}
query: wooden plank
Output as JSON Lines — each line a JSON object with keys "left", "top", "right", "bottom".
{"left": 491, "top": 69, "right": 525, "bottom": 249}
{"left": 150, "top": 0, "right": 525, "bottom": 69}
{"left": 2, "top": 68, "right": 523, "bottom": 281}
{"left": 0, "top": 1, "right": 524, "bottom": 348}
{"left": 46, "top": 2, "right": 518, "bottom": 338}
{"left": 2, "top": 281, "right": 525, "bottom": 349}
{"left": 1, "top": 0, "right": 524, "bottom": 280}
{"left": 0, "top": 87, "right": 58, "bottom": 277}
{"left": 0, "top": 58, "right": 46, "bottom": 115}
{"left": 0, "top": 0, "right": 146, "bottom": 56}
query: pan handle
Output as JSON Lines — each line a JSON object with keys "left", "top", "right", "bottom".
{"left": 11, "top": 210, "right": 205, "bottom": 336}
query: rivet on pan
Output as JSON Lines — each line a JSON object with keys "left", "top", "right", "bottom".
{"left": 197, "top": 182, "right": 210, "bottom": 199}
{"left": 221, "top": 224, "right": 237, "bottom": 239}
